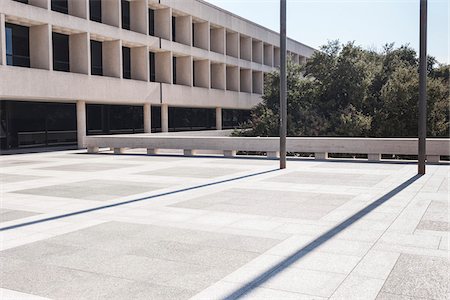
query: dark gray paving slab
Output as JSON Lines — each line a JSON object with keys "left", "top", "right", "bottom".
{"left": 36, "top": 163, "right": 137, "bottom": 172}
{"left": 379, "top": 253, "right": 450, "bottom": 299}
{"left": 0, "top": 173, "right": 46, "bottom": 184}
{"left": 137, "top": 166, "right": 246, "bottom": 178}
{"left": 0, "top": 221, "right": 282, "bottom": 299}
{"left": 266, "top": 171, "right": 386, "bottom": 187}
{"left": 12, "top": 180, "right": 170, "bottom": 201}
{"left": 171, "top": 188, "right": 353, "bottom": 220}
{"left": 0, "top": 208, "right": 40, "bottom": 223}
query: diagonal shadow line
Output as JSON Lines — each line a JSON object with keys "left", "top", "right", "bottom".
{"left": 221, "top": 174, "right": 422, "bottom": 300}
{"left": 0, "top": 168, "right": 279, "bottom": 232}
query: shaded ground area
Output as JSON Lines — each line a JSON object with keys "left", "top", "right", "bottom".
{"left": 0, "top": 150, "right": 448, "bottom": 299}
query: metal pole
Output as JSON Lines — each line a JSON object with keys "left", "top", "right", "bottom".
{"left": 280, "top": 0, "right": 287, "bottom": 169}
{"left": 418, "top": 0, "right": 427, "bottom": 174}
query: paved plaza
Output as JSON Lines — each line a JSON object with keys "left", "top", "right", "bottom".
{"left": 0, "top": 150, "right": 449, "bottom": 299}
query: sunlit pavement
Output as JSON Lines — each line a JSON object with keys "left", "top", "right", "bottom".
{"left": 1, "top": 149, "right": 448, "bottom": 299}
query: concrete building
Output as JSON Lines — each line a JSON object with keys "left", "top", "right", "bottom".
{"left": 0, "top": 0, "right": 315, "bottom": 150}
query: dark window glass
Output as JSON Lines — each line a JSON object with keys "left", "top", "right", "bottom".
{"left": 121, "top": 0, "right": 130, "bottom": 30}
{"left": 0, "top": 100, "right": 76, "bottom": 150}
{"left": 193, "top": 61, "right": 196, "bottom": 86}
{"left": 87, "top": 104, "right": 143, "bottom": 135}
{"left": 192, "top": 23, "right": 195, "bottom": 46}
{"left": 172, "top": 16, "right": 176, "bottom": 41}
{"left": 14, "top": 0, "right": 29, "bottom": 4}
{"left": 151, "top": 106, "right": 161, "bottom": 132}
{"left": 223, "top": 109, "right": 251, "bottom": 129}
{"left": 90, "top": 40, "right": 103, "bottom": 75}
{"left": 122, "top": 46, "right": 131, "bottom": 79}
{"left": 51, "top": 0, "right": 68, "bottom": 14}
{"left": 148, "top": 9, "right": 155, "bottom": 36}
{"left": 5, "top": 23, "right": 30, "bottom": 67}
{"left": 169, "top": 107, "right": 215, "bottom": 131}
{"left": 172, "top": 57, "right": 177, "bottom": 84}
{"left": 89, "top": 0, "right": 102, "bottom": 22}
{"left": 52, "top": 32, "right": 70, "bottom": 72}
{"left": 149, "top": 52, "right": 156, "bottom": 82}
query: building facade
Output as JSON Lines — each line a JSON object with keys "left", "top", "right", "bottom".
{"left": 0, "top": 0, "right": 315, "bottom": 150}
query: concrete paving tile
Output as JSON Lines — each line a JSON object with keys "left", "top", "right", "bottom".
{"left": 242, "top": 287, "right": 327, "bottom": 299}
{"left": 376, "top": 292, "right": 417, "bottom": 300}
{"left": 0, "top": 288, "right": 51, "bottom": 300}
{"left": 105, "top": 281, "right": 197, "bottom": 300}
{"left": 0, "top": 173, "right": 45, "bottom": 183}
{"left": 416, "top": 220, "right": 449, "bottom": 232}
{"left": 0, "top": 208, "right": 40, "bottom": 223}
{"left": 330, "top": 275, "right": 385, "bottom": 300}
{"left": 380, "top": 253, "right": 450, "bottom": 299}
{"left": 352, "top": 250, "right": 400, "bottom": 279}
{"left": 137, "top": 166, "right": 246, "bottom": 178}
{"left": 36, "top": 163, "right": 137, "bottom": 172}
{"left": 261, "top": 267, "right": 347, "bottom": 297}
{"left": 378, "top": 232, "right": 441, "bottom": 249}
{"left": 189, "top": 280, "right": 242, "bottom": 300}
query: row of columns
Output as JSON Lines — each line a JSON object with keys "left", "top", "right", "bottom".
{"left": 75, "top": 101, "right": 223, "bottom": 148}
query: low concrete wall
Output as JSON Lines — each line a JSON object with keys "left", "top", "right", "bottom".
{"left": 85, "top": 135, "right": 450, "bottom": 162}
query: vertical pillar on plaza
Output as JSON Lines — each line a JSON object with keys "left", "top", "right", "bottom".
{"left": 161, "top": 104, "right": 169, "bottom": 132}
{"left": 216, "top": 107, "right": 222, "bottom": 130}
{"left": 76, "top": 100, "right": 86, "bottom": 148}
{"left": 144, "top": 103, "right": 151, "bottom": 133}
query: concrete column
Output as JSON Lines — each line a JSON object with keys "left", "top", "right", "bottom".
{"left": 102, "top": 0, "right": 121, "bottom": 27}
{"left": 368, "top": 153, "right": 381, "bottom": 162}
{"left": 216, "top": 107, "right": 222, "bottom": 130}
{"left": 68, "top": 0, "right": 88, "bottom": 19}
{"left": 315, "top": 152, "right": 328, "bottom": 160}
{"left": 267, "top": 151, "right": 280, "bottom": 159}
{"left": 273, "top": 47, "right": 280, "bottom": 67}
{"left": 0, "top": 14, "right": 5, "bottom": 66}
{"left": 193, "top": 21, "right": 209, "bottom": 50}
{"left": 226, "top": 31, "right": 239, "bottom": 58}
{"left": 69, "top": 32, "right": 90, "bottom": 75}
{"left": 264, "top": 44, "right": 273, "bottom": 66}
{"left": 193, "top": 59, "right": 209, "bottom": 88}
{"left": 184, "top": 149, "right": 196, "bottom": 156}
{"left": 211, "top": 63, "right": 225, "bottom": 90}
{"left": 210, "top": 27, "right": 225, "bottom": 54}
{"left": 144, "top": 103, "right": 151, "bottom": 133}
{"left": 88, "top": 146, "right": 99, "bottom": 153}
{"left": 130, "top": 0, "right": 148, "bottom": 34}
{"left": 226, "top": 65, "right": 239, "bottom": 92}
{"left": 103, "top": 40, "right": 122, "bottom": 78}
{"left": 223, "top": 150, "right": 236, "bottom": 157}
{"left": 155, "top": 51, "right": 172, "bottom": 83}
{"left": 76, "top": 101, "right": 86, "bottom": 148}
{"left": 29, "top": 0, "right": 49, "bottom": 9}
{"left": 114, "top": 148, "right": 125, "bottom": 154}
{"left": 252, "top": 39, "right": 263, "bottom": 64}
{"left": 30, "top": 24, "right": 51, "bottom": 70}
{"left": 154, "top": 7, "right": 171, "bottom": 40}
{"left": 175, "top": 15, "right": 192, "bottom": 46}
{"left": 252, "top": 71, "right": 263, "bottom": 94}
{"left": 240, "top": 35, "right": 251, "bottom": 61}
{"left": 427, "top": 155, "right": 440, "bottom": 163}
{"left": 240, "top": 68, "right": 252, "bottom": 93}
{"left": 161, "top": 104, "right": 169, "bottom": 132}
{"left": 147, "top": 148, "right": 159, "bottom": 155}
{"left": 131, "top": 46, "right": 149, "bottom": 81}
{"left": 176, "top": 56, "right": 192, "bottom": 86}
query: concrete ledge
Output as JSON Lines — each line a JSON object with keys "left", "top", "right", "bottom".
{"left": 85, "top": 136, "right": 450, "bottom": 160}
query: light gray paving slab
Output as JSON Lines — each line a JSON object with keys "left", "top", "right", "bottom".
{"left": 11, "top": 180, "right": 170, "bottom": 201}
{"left": 380, "top": 253, "right": 450, "bottom": 299}
{"left": 0, "top": 173, "right": 45, "bottom": 183}
{"left": 36, "top": 163, "right": 137, "bottom": 172}
{"left": 137, "top": 166, "right": 246, "bottom": 178}
{"left": 0, "top": 208, "right": 40, "bottom": 222}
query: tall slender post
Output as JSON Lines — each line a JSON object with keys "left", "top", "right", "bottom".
{"left": 418, "top": 0, "right": 427, "bottom": 174}
{"left": 279, "top": 0, "right": 287, "bottom": 169}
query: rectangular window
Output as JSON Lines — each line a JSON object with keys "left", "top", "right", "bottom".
{"left": 172, "top": 57, "right": 177, "bottom": 84}
{"left": 121, "top": 0, "right": 130, "bottom": 30}
{"left": 192, "top": 61, "right": 196, "bottom": 87}
{"left": 5, "top": 23, "right": 30, "bottom": 67}
{"left": 51, "top": 0, "right": 68, "bottom": 14}
{"left": 192, "top": 23, "right": 195, "bottom": 46}
{"left": 122, "top": 46, "right": 131, "bottom": 79}
{"left": 90, "top": 40, "right": 103, "bottom": 76}
{"left": 172, "top": 16, "right": 176, "bottom": 41}
{"left": 52, "top": 32, "right": 70, "bottom": 72}
{"left": 149, "top": 52, "right": 156, "bottom": 82}
{"left": 148, "top": 9, "right": 155, "bottom": 36}
{"left": 89, "top": 0, "right": 102, "bottom": 23}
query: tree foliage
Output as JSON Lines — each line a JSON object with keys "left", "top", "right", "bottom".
{"left": 235, "top": 41, "right": 449, "bottom": 138}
